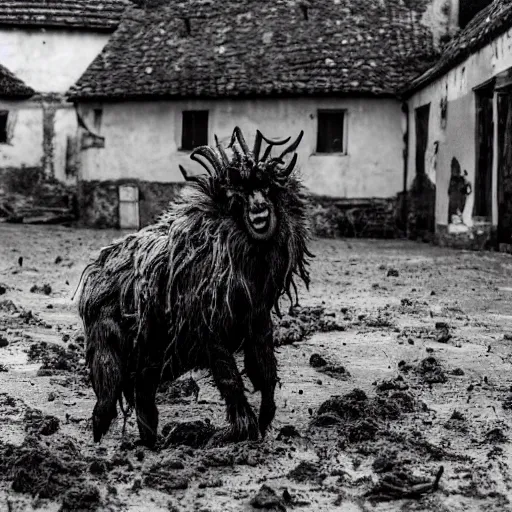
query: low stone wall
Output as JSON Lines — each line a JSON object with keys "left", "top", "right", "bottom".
{"left": 435, "top": 221, "right": 495, "bottom": 251}
{"left": 0, "top": 166, "right": 76, "bottom": 223}
{"left": 308, "top": 195, "right": 404, "bottom": 239}
{"left": 78, "top": 179, "right": 185, "bottom": 228}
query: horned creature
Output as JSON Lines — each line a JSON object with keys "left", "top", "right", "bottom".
{"left": 77, "top": 127, "right": 312, "bottom": 448}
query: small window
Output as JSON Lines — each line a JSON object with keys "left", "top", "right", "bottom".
{"left": 181, "top": 110, "right": 208, "bottom": 150}
{"left": 0, "top": 111, "right": 8, "bottom": 143}
{"left": 317, "top": 110, "right": 346, "bottom": 153}
{"left": 93, "top": 108, "right": 103, "bottom": 133}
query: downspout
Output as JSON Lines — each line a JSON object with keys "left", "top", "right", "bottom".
{"left": 401, "top": 101, "right": 410, "bottom": 237}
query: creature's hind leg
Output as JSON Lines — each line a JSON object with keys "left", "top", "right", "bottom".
{"left": 244, "top": 320, "right": 278, "bottom": 438}
{"left": 87, "top": 320, "right": 124, "bottom": 443}
{"left": 208, "top": 343, "right": 259, "bottom": 444}
{"left": 134, "top": 344, "right": 162, "bottom": 449}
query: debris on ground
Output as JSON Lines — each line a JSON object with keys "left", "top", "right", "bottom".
{"left": 0, "top": 435, "right": 86, "bottom": 499}
{"left": 27, "top": 341, "right": 85, "bottom": 377}
{"left": 367, "top": 466, "right": 444, "bottom": 501}
{"left": 161, "top": 420, "right": 216, "bottom": 448}
{"left": 60, "top": 484, "right": 101, "bottom": 511}
{"left": 24, "top": 408, "right": 60, "bottom": 436}
{"left": 250, "top": 484, "right": 287, "bottom": 511}
{"left": 274, "top": 305, "right": 345, "bottom": 346}
{"left": 158, "top": 376, "right": 200, "bottom": 403}
{"left": 30, "top": 283, "right": 52, "bottom": 295}
{"left": 311, "top": 388, "right": 417, "bottom": 442}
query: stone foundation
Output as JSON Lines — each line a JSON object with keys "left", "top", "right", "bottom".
{"left": 78, "top": 179, "right": 185, "bottom": 228}
{"left": 435, "top": 220, "right": 495, "bottom": 251}
{"left": 0, "top": 166, "right": 76, "bottom": 223}
{"left": 309, "top": 195, "right": 403, "bottom": 239}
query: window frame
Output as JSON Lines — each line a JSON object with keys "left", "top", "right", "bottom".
{"left": 0, "top": 110, "right": 9, "bottom": 144}
{"left": 316, "top": 109, "right": 348, "bottom": 155}
{"left": 181, "top": 110, "right": 209, "bottom": 151}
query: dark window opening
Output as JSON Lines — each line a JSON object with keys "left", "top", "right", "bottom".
{"left": 181, "top": 110, "right": 208, "bottom": 150}
{"left": 317, "top": 110, "right": 346, "bottom": 153}
{"left": 474, "top": 85, "right": 494, "bottom": 218}
{"left": 0, "top": 111, "right": 8, "bottom": 143}
{"left": 93, "top": 108, "right": 103, "bottom": 133}
{"left": 459, "top": 0, "right": 492, "bottom": 29}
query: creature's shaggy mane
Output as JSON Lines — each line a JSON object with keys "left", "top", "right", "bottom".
{"left": 76, "top": 126, "right": 313, "bottom": 446}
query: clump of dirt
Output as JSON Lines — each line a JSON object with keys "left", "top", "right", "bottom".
{"left": 161, "top": 420, "right": 215, "bottom": 448}
{"left": 60, "top": 484, "right": 101, "bottom": 511}
{"left": 158, "top": 376, "right": 200, "bottom": 404}
{"left": 319, "top": 364, "right": 351, "bottom": 381}
{"left": 0, "top": 299, "right": 18, "bottom": 314}
{"left": 367, "top": 466, "right": 444, "bottom": 502}
{"left": 312, "top": 388, "right": 417, "bottom": 443}
{"left": 375, "top": 376, "right": 409, "bottom": 393}
{"left": 27, "top": 341, "right": 85, "bottom": 377}
{"left": 274, "top": 305, "right": 345, "bottom": 346}
{"left": 24, "top": 408, "right": 60, "bottom": 436}
{"left": 309, "top": 353, "right": 328, "bottom": 368}
{"left": 309, "top": 353, "right": 350, "bottom": 380}
{"left": 288, "top": 461, "right": 322, "bottom": 483}
{"left": 0, "top": 435, "right": 86, "bottom": 499}
{"left": 30, "top": 283, "right": 52, "bottom": 295}
{"left": 399, "top": 357, "right": 447, "bottom": 384}
{"left": 250, "top": 484, "right": 286, "bottom": 511}
{"left": 444, "top": 410, "right": 467, "bottom": 432}
{"left": 143, "top": 463, "right": 190, "bottom": 494}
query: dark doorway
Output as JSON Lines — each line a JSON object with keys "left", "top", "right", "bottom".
{"left": 409, "top": 103, "right": 435, "bottom": 239}
{"left": 497, "top": 92, "right": 512, "bottom": 246}
{"left": 415, "top": 104, "right": 430, "bottom": 177}
{"left": 474, "top": 85, "right": 494, "bottom": 218}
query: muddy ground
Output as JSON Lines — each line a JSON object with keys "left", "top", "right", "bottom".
{"left": 1, "top": 224, "right": 512, "bottom": 511}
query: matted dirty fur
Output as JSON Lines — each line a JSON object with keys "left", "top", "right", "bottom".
{"left": 77, "top": 127, "right": 312, "bottom": 447}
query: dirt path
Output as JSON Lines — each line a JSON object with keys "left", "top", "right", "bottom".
{"left": 2, "top": 224, "right": 512, "bottom": 511}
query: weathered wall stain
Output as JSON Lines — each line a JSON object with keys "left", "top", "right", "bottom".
{"left": 447, "top": 156, "right": 472, "bottom": 225}
{"left": 42, "top": 103, "right": 56, "bottom": 178}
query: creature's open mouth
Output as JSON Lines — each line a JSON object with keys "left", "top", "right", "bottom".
{"left": 248, "top": 208, "right": 270, "bottom": 233}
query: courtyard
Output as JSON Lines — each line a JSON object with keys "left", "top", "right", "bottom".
{"left": 1, "top": 224, "right": 512, "bottom": 511}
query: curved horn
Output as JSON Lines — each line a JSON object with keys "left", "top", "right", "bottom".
{"left": 214, "top": 135, "right": 230, "bottom": 167}
{"left": 277, "top": 130, "right": 304, "bottom": 160}
{"left": 191, "top": 146, "right": 224, "bottom": 177}
{"left": 231, "top": 126, "right": 251, "bottom": 156}
{"left": 254, "top": 131, "right": 292, "bottom": 162}
{"left": 278, "top": 153, "right": 298, "bottom": 178}
{"left": 179, "top": 165, "right": 201, "bottom": 183}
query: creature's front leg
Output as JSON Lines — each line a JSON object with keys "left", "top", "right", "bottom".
{"left": 135, "top": 343, "right": 162, "bottom": 449}
{"left": 244, "top": 319, "right": 278, "bottom": 437}
{"left": 208, "top": 343, "right": 259, "bottom": 445}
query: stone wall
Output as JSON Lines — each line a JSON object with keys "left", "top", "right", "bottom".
{"left": 0, "top": 166, "right": 76, "bottom": 223}
{"left": 78, "top": 179, "right": 185, "bottom": 228}
{"left": 309, "top": 195, "right": 404, "bottom": 239}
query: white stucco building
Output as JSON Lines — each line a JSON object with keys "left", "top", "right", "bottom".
{"left": 404, "top": 0, "right": 512, "bottom": 250}
{"left": 67, "top": 0, "right": 443, "bottom": 229}
{"left": 0, "top": 0, "right": 128, "bottom": 219}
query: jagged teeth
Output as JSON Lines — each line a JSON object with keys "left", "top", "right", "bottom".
{"left": 249, "top": 209, "right": 270, "bottom": 230}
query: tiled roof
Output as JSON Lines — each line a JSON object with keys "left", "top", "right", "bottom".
{"left": 0, "top": 0, "right": 130, "bottom": 30}
{"left": 68, "top": 0, "right": 437, "bottom": 100}
{"left": 0, "top": 63, "right": 34, "bottom": 98}
{"left": 406, "top": 0, "right": 512, "bottom": 94}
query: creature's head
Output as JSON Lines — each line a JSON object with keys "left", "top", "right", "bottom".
{"left": 179, "top": 127, "right": 305, "bottom": 242}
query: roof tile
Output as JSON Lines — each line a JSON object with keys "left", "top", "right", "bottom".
{"left": 68, "top": 0, "right": 437, "bottom": 100}
{"left": 0, "top": 0, "right": 130, "bottom": 30}
{"left": 0, "top": 63, "right": 34, "bottom": 98}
